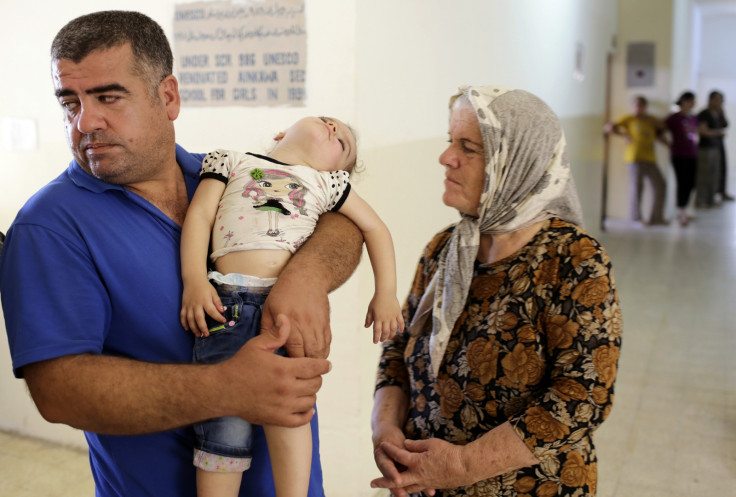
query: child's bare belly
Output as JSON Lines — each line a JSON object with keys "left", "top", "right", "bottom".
{"left": 214, "top": 249, "right": 291, "bottom": 279}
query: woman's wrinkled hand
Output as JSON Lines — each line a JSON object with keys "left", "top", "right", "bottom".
{"left": 371, "top": 437, "right": 475, "bottom": 495}
{"left": 372, "top": 425, "right": 434, "bottom": 497}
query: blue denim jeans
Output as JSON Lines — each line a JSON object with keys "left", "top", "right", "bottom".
{"left": 192, "top": 284, "right": 285, "bottom": 459}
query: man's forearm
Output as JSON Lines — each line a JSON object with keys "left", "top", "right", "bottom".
{"left": 23, "top": 354, "right": 223, "bottom": 435}
{"left": 285, "top": 211, "right": 363, "bottom": 293}
{"left": 23, "top": 327, "right": 328, "bottom": 435}
{"left": 261, "top": 212, "right": 363, "bottom": 358}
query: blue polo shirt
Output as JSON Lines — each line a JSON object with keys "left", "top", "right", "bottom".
{"left": 0, "top": 145, "right": 324, "bottom": 497}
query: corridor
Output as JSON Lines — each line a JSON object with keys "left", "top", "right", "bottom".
{"left": 595, "top": 202, "right": 736, "bottom": 496}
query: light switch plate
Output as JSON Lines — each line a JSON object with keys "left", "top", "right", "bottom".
{"left": 2, "top": 117, "right": 38, "bottom": 152}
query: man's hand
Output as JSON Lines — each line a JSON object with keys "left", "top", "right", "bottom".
{"left": 261, "top": 279, "right": 332, "bottom": 359}
{"left": 260, "top": 212, "right": 363, "bottom": 358}
{"left": 225, "top": 314, "right": 331, "bottom": 426}
{"left": 22, "top": 314, "right": 330, "bottom": 435}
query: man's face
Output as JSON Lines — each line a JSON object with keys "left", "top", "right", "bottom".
{"left": 52, "top": 43, "right": 179, "bottom": 186}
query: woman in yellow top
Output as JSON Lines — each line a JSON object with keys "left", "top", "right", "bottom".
{"left": 605, "top": 95, "right": 668, "bottom": 226}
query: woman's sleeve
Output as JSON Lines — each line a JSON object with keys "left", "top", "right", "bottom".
{"left": 509, "top": 233, "right": 623, "bottom": 458}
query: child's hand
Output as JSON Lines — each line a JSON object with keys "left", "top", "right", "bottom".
{"left": 364, "top": 293, "right": 405, "bottom": 344}
{"left": 180, "top": 279, "right": 226, "bottom": 337}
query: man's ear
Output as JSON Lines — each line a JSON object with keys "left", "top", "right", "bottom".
{"left": 274, "top": 131, "right": 285, "bottom": 142}
{"left": 159, "top": 75, "right": 181, "bottom": 121}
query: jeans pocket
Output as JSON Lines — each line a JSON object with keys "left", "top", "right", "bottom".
{"left": 205, "top": 299, "right": 241, "bottom": 336}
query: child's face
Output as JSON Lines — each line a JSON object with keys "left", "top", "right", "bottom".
{"left": 279, "top": 116, "right": 357, "bottom": 172}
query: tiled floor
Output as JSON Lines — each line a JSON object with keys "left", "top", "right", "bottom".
{"left": 594, "top": 200, "right": 736, "bottom": 496}
{"left": 0, "top": 430, "right": 94, "bottom": 496}
{"left": 1, "top": 202, "right": 735, "bottom": 496}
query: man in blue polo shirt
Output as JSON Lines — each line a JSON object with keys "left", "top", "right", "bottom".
{"left": 0, "top": 11, "right": 362, "bottom": 497}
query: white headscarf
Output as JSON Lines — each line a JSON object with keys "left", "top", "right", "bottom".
{"left": 411, "top": 85, "right": 584, "bottom": 377}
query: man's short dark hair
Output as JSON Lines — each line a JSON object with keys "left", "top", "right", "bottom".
{"left": 51, "top": 11, "right": 173, "bottom": 94}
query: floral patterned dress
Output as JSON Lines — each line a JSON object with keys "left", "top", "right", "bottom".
{"left": 376, "top": 219, "right": 622, "bottom": 496}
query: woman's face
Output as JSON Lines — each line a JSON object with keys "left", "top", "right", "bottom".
{"left": 439, "top": 99, "right": 486, "bottom": 216}
{"left": 680, "top": 97, "right": 695, "bottom": 113}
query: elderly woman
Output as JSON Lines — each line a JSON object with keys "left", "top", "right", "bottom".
{"left": 371, "top": 86, "right": 622, "bottom": 497}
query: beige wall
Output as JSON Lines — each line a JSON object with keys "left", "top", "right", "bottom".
{"left": 0, "top": 1, "right": 619, "bottom": 496}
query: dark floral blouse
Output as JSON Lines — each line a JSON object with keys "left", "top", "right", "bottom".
{"left": 376, "top": 219, "right": 622, "bottom": 497}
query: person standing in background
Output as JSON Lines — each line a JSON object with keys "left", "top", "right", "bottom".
{"left": 664, "top": 91, "right": 699, "bottom": 226}
{"left": 696, "top": 90, "right": 732, "bottom": 207}
{"left": 605, "top": 96, "right": 668, "bottom": 226}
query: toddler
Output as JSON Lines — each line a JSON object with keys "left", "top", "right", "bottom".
{"left": 180, "top": 116, "right": 404, "bottom": 496}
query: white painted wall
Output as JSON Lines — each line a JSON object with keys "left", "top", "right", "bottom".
{"left": 0, "top": 1, "right": 619, "bottom": 496}
{"left": 694, "top": 0, "right": 736, "bottom": 178}
{"left": 672, "top": 0, "right": 699, "bottom": 93}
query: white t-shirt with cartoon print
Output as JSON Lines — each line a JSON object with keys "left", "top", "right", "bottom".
{"left": 200, "top": 150, "right": 351, "bottom": 261}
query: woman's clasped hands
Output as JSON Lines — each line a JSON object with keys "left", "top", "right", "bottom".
{"left": 372, "top": 431, "right": 476, "bottom": 496}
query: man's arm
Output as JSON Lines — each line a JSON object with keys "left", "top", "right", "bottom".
{"left": 23, "top": 316, "right": 330, "bottom": 434}
{"left": 261, "top": 212, "right": 364, "bottom": 359}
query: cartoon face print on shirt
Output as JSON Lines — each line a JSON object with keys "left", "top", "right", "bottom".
{"left": 243, "top": 169, "right": 309, "bottom": 237}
